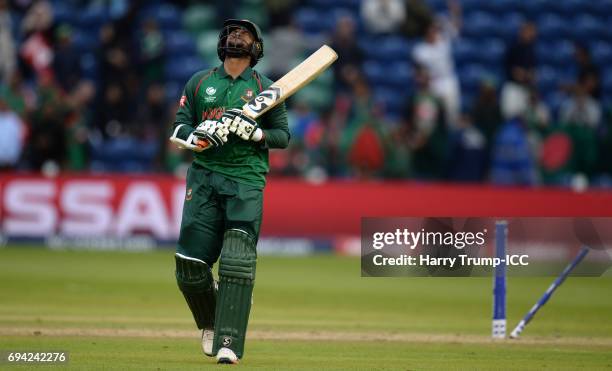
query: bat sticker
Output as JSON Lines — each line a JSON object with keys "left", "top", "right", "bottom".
{"left": 245, "top": 86, "right": 282, "bottom": 115}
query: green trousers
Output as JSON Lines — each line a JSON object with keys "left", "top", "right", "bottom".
{"left": 177, "top": 163, "right": 263, "bottom": 265}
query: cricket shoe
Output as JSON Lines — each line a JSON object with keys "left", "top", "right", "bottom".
{"left": 201, "top": 329, "right": 214, "bottom": 357}
{"left": 216, "top": 347, "right": 239, "bottom": 364}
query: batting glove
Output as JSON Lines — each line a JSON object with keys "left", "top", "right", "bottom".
{"left": 193, "top": 120, "right": 229, "bottom": 148}
{"left": 222, "top": 108, "right": 264, "bottom": 142}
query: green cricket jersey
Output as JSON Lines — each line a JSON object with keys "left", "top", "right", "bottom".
{"left": 171, "top": 64, "right": 290, "bottom": 188}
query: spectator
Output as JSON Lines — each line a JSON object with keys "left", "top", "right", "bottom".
{"left": 523, "top": 88, "right": 551, "bottom": 168}
{"left": 523, "top": 88, "right": 550, "bottom": 135}
{"left": 403, "top": 65, "right": 447, "bottom": 180}
{"left": 573, "top": 42, "right": 601, "bottom": 100}
{"left": 289, "top": 100, "right": 319, "bottom": 144}
{"left": 401, "top": 0, "right": 433, "bottom": 38}
{"left": 0, "top": 0, "right": 16, "bottom": 83}
{"left": 330, "top": 15, "right": 364, "bottom": 93}
{"left": 361, "top": 0, "right": 406, "bottom": 35}
{"left": 64, "top": 80, "right": 95, "bottom": 170}
{"left": 412, "top": 0, "right": 462, "bottom": 128}
{"left": 447, "top": 113, "right": 487, "bottom": 182}
{"left": 317, "top": 108, "right": 345, "bottom": 177}
{"left": 490, "top": 117, "right": 538, "bottom": 186}
{"left": 97, "top": 23, "right": 131, "bottom": 93}
{"left": 265, "top": 0, "right": 297, "bottom": 28}
{"left": 471, "top": 78, "right": 502, "bottom": 147}
{"left": 19, "top": 0, "right": 55, "bottom": 80}
{"left": 27, "top": 74, "right": 69, "bottom": 170}
{"left": 267, "top": 100, "right": 319, "bottom": 177}
{"left": 0, "top": 72, "right": 33, "bottom": 117}
{"left": 95, "top": 82, "right": 131, "bottom": 137}
{"left": 20, "top": 0, "right": 53, "bottom": 36}
{"left": 560, "top": 84, "right": 601, "bottom": 129}
{"left": 136, "top": 83, "right": 167, "bottom": 139}
{"left": 139, "top": 18, "right": 164, "bottom": 86}
{"left": 500, "top": 21, "right": 537, "bottom": 119}
{"left": 0, "top": 96, "right": 25, "bottom": 170}
{"left": 9, "top": 0, "right": 34, "bottom": 13}
{"left": 343, "top": 77, "right": 387, "bottom": 179}
{"left": 596, "top": 111, "right": 612, "bottom": 178}
{"left": 52, "top": 23, "right": 82, "bottom": 93}
{"left": 383, "top": 124, "right": 412, "bottom": 179}
{"left": 215, "top": 0, "right": 238, "bottom": 27}
{"left": 265, "top": 18, "right": 307, "bottom": 81}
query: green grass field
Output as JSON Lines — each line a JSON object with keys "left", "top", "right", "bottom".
{"left": 1, "top": 247, "right": 611, "bottom": 370}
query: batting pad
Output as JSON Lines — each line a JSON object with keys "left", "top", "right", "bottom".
{"left": 175, "top": 253, "right": 217, "bottom": 330}
{"left": 213, "top": 229, "right": 257, "bottom": 359}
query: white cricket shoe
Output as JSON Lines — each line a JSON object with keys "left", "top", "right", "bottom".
{"left": 201, "top": 329, "right": 214, "bottom": 357}
{"left": 216, "top": 347, "right": 239, "bottom": 364}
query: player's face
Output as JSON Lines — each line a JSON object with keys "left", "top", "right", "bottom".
{"left": 227, "top": 27, "right": 254, "bottom": 49}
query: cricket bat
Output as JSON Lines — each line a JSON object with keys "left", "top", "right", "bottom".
{"left": 195, "top": 45, "right": 337, "bottom": 148}
{"left": 241, "top": 44, "right": 338, "bottom": 120}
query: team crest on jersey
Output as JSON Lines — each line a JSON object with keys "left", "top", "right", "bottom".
{"left": 185, "top": 188, "right": 193, "bottom": 201}
{"left": 241, "top": 89, "right": 254, "bottom": 103}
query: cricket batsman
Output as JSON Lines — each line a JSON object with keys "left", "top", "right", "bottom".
{"left": 169, "top": 19, "right": 289, "bottom": 364}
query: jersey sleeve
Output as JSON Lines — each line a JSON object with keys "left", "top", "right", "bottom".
{"left": 259, "top": 76, "right": 290, "bottom": 149}
{"left": 169, "top": 72, "right": 204, "bottom": 143}
{"left": 260, "top": 102, "right": 290, "bottom": 149}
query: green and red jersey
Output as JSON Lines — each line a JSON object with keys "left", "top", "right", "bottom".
{"left": 171, "top": 64, "right": 289, "bottom": 188}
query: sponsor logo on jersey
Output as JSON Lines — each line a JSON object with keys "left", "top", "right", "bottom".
{"left": 179, "top": 95, "right": 186, "bottom": 107}
{"left": 202, "top": 107, "right": 225, "bottom": 120}
{"left": 206, "top": 87, "right": 216, "bottom": 95}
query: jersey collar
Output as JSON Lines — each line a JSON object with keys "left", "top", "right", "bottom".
{"left": 218, "top": 64, "right": 253, "bottom": 81}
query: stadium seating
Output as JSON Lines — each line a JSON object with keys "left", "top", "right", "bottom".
{"left": 141, "top": 3, "right": 181, "bottom": 31}
{"left": 462, "top": 12, "right": 498, "bottom": 38}
{"left": 538, "top": 14, "right": 571, "bottom": 41}
{"left": 535, "top": 40, "right": 574, "bottom": 67}
{"left": 164, "top": 31, "right": 197, "bottom": 57}
{"left": 572, "top": 15, "right": 605, "bottom": 43}
{"left": 76, "top": 6, "right": 109, "bottom": 30}
{"left": 183, "top": 5, "right": 216, "bottom": 34}
{"left": 372, "top": 87, "right": 406, "bottom": 119}
{"left": 33, "top": 0, "right": 612, "bottom": 125}
{"left": 591, "top": 41, "right": 612, "bottom": 67}
{"left": 71, "top": 30, "right": 97, "bottom": 54}
{"left": 34, "top": 0, "right": 612, "bottom": 117}
{"left": 164, "top": 56, "right": 207, "bottom": 84}
{"left": 80, "top": 52, "right": 98, "bottom": 81}
{"left": 52, "top": 3, "right": 76, "bottom": 26}
{"left": 295, "top": 8, "right": 332, "bottom": 36}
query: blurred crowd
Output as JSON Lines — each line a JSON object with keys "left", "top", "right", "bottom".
{"left": 0, "top": 0, "right": 611, "bottom": 189}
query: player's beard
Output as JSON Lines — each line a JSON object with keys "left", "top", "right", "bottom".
{"left": 225, "top": 37, "right": 251, "bottom": 58}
